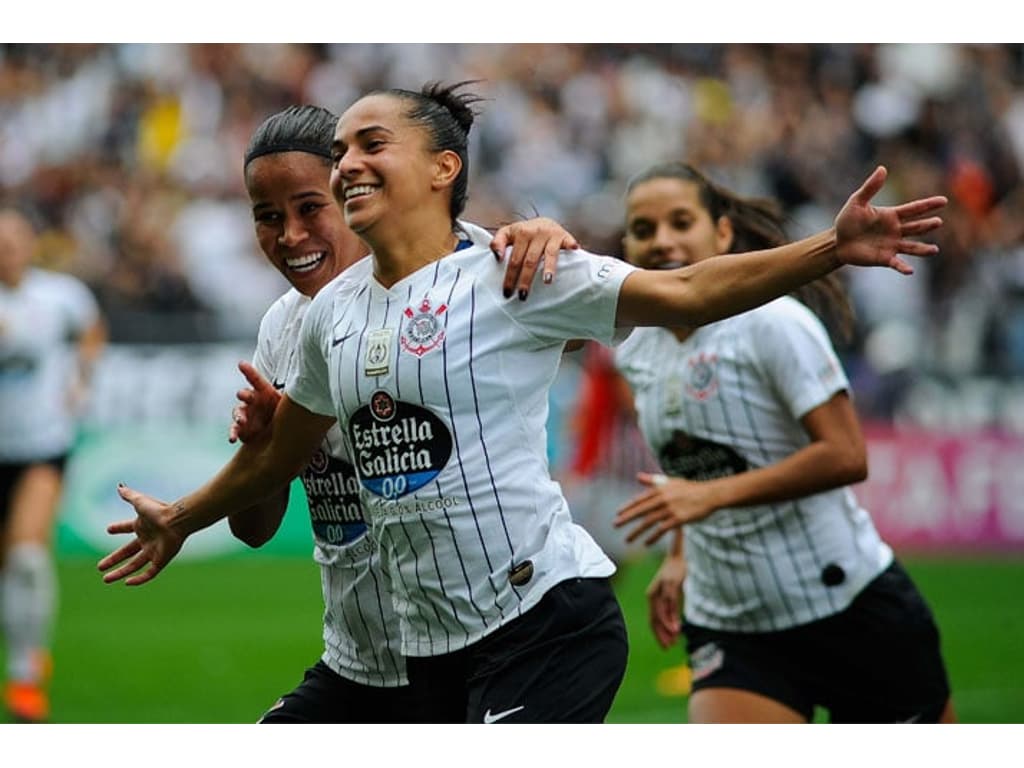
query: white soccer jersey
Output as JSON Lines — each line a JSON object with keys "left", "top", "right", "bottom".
{"left": 254, "top": 286, "right": 406, "bottom": 686}
{"left": 288, "top": 222, "right": 635, "bottom": 657}
{"left": 615, "top": 296, "right": 893, "bottom": 633}
{"left": 0, "top": 268, "right": 99, "bottom": 461}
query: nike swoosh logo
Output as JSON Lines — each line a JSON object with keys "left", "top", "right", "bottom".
{"left": 332, "top": 331, "right": 357, "bottom": 347}
{"left": 271, "top": 379, "right": 286, "bottom": 391}
{"left": 483, "top": 705, "right": 524, "bottom": 724}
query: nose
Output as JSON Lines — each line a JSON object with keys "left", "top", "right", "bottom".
{"left": 278, "top": 215, "right": 308, "bottom": 247}
{"left": 651, "top": 222, "right": 675, "bottom": 253}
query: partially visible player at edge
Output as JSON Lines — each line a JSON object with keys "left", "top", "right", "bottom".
{"left": 613, "top": 162, "right": 955, "bottom": 723}
{"left": 0, "top": 208, "right": 107, "bottom": 722}
{"left": 100, "top": 81, "right": 946, "bottom": 723}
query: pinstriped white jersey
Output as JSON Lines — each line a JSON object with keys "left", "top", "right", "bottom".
{"left": 615, "top": 296, "right": 892, "bottom": 633}
{"left": 0, "top": 268, "right": 99, "bottom": 461}
{"left": 254, "top": 286, "right": 406, "bottom": 686}
{"left": 289, "top": 222, "right": 634, "bottom": 657}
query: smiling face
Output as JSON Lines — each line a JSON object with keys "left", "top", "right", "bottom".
{"left": 246, "top": 151, "right": 368, "bottom": 298}
{"left": 622, "top": 177, "right": 734, "bottom": 270}
{"left": 330, "top": 93, "right": 453, "bottom": 239}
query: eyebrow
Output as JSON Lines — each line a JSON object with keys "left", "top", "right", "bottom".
{"left": 331, "top": 124, "right": 394, "bottom": 151}
{"left": 251, "top": 190, "right": 326, "bottom": 214}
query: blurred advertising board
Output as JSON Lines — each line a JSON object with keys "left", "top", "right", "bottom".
{"left": 857, "top": 423, "right": 1024, "bottom": 552}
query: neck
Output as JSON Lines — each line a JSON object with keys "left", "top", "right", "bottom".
{"left": 670, "top": 327, "right": 694, "bottom": 342}
{"left": 365, "top": 211, "right": 458, "bottom": 288}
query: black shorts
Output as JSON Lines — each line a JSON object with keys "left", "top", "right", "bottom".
{"left": 0, "top": 456, "right": 68, "bottom": 525}
{"left": 684, "top": 560, "right": 952, "bottom": 723}
{"left": 258, "top": 659, "right": 422, "bottom": 724}
{"left": 405, "top": 577, "right": 629, "bottom": 723}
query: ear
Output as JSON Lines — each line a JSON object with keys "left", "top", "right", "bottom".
{"left": 715, "top": 215, "right": 734, "bottom": 254}
{"left": 431, "top": 149, "right": 462, "bottom": 191}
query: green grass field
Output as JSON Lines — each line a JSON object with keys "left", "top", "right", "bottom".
{"left": 6, "top": 553, "right": 1023, "bottom": 723}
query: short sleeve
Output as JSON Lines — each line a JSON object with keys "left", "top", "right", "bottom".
{"left": 500, "top": 249, "right": 637, "bottom": 348}
{"left": 749, "top": 299, "right": 849, "bottom": 420}
{"left": 286, "top": 290, "right": 335, "bottom": 417}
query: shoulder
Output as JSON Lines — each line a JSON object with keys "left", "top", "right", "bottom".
{"left": 309, "top": 260, "right": 372, "bottom": 315}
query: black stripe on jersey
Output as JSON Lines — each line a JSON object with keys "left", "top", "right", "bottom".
{"left": 405, "top": 506, "right": 456, "bottom": 654}
{"left": 436, "top": 268, "right": 494, "bottom": 624}
{"left": 789, "top": 501, "right": 838, "bottom": 616}
{"left": 334, "top": 284, "right": 369, "bottom": 421}
{"left": 394, "top": 284, "right": 413, "bottom": 400}
{"left": 392, "top": 280, "right": 463, "bottom": 649}
{"left": 734, "top": 358, "right": 810, "bottom": 624}
{"left": 692, "top": 392, "right": 748, "bottom": 619}
{"left": 712, "top": 360, "right": 778, "bottom": 631}
{"left": 363, "top": 553, "right": 405, "bottom": 678}
{"left": 340, "top": 561, "right": 388, "bottom": 682}
{"left": 467, "top": 284, "right": 518, "bottom": 566}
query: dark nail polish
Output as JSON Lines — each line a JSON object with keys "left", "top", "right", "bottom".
{"left": 518, "top": 289, "right": 528, "bottom": 301}
{"left": 503, "top": 287, "right": 512, "bottom": 299}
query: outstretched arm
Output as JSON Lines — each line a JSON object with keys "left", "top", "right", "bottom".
{"left": 614, "top": 391, "right": 866, "bottom": 546}
{"left": 98, "top": 394, "right": 335, "bottom": 585}
{"left": 490, "top": 217, "right": 580, "bottom": 301}
{"left": 617, "top": 166, "right": 945, "bottom": 328}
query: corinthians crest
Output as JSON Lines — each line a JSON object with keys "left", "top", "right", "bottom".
{"left": 685, "top": 352, "right": 719, "bottom": 401}
{"left": 401, "top": 297, "right": 447, "bottom": 357}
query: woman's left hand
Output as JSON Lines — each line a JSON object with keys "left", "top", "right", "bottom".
{"left": 834, "top": 165, "right": 947, "bottom": 275}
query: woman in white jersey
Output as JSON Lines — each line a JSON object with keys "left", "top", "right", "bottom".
{"left": 183, "top": 104, "right": 576, "bottom": 723}
{"left": 99, "top": 82, "right": 947, "bottom": 723}
{"left": 613, "top": 162, "right": 955, "bottom": 723}
{"left": 0, "top": 208, "right": 107, "bottom": 722}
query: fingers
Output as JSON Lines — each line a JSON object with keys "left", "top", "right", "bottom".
{"left": 899, "top": 217, "right": 944, "bottom": 237}
{"left": 502, "top": 237, "right": 548, "bottom": 300}
{"left": 97, "top": 538, "right": 141, "bottom": 571}
{"left": 238, "top": 361, "right": 272, "bottom": 392}
{"left": 894, "top": 240, "right": 940, "bottom": 257}
{"left": 850, "top": 165, "right": 887, "bottom": 206}
{"left": 102, "top": 550, "right": 156, "bottom": 585}
{"left": 893, "top": 196, "right": 948, "bottom": 220}
{"left": 622, "top": 509, "right": 670, "bottom": 544}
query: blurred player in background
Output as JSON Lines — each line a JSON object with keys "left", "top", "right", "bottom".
{"left": 0, "top": 208, "right": 106, "bottom": 722}
{"left": 613, "top": 162, "right": 956, "bottom": 723}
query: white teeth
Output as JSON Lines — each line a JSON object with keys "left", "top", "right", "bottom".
{"left": 345, "top": 184, "right": 375, "bottom": 200}
{"left": 286, "top": 252, "right": 326, "bottom": 273}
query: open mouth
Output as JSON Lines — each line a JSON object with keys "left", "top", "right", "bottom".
{"left": 286, "top": 251, "right": 327, "bottom": 274}
{"left": 344, "top": 184, "right": 376, "bottom": 202}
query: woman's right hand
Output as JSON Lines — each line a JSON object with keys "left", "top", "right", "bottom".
{"left": 97, "top": 485, "right": 186, "bottom": 586}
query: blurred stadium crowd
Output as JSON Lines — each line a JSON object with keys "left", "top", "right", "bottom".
{"left": 3, "top": 43, "right": 1024, "bottom": 429}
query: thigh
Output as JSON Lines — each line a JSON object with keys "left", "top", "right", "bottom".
{"left": 2, "top": 459, "right": 65, "bottom": 549}
{"left": 684, "top": 623, "right": 815, "bottom": 722}
{"left": 466, "top": 578, "right": 629, "bottom": 724}
{"left": 809, "top": 560, "right": 953, "bottom": 723}
{"left": 259, "top": 659, "right": 420, "bottom": 724}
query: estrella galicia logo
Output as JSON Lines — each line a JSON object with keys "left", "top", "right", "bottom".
{"left": 400, "top": 297, "right": 447, "bottom": 357}
{"left": 349, "top": 390, "right": 452, "bottom": 499}
{"left": 301, "top": 449, "right": 367, "bottom": 546}
{"left": 658, "top": 430, "right": 748, "bottom": 482}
